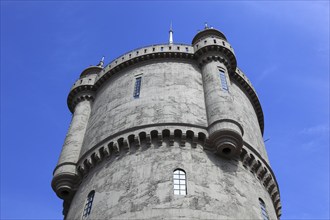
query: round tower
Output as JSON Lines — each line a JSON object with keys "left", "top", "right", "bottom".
{"left": 52, "top": 26, "right": 281, "bottom": 219}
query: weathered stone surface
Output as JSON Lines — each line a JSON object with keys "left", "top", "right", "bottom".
{"left": 80, "top": 60, "right": 207, "bottom": 156}
{"left": 68, "top": 142, "right": 277, "bottom": 219}
{"left": 52, "top": 27, "right": 281, "bottom": 219}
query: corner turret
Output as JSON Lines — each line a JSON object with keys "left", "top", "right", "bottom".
{"left": 193, "top": 27, "right": 242, "bottom": 158}
{"left": 52, "top": 60, "right": 102, "bottom": 215}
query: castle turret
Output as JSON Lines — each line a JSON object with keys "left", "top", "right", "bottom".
{"left": 51, "top": 63, "right": 101, "bottom": 202}
{"left": 52, "top": 26, "right": 281, "bottom": 219}
{"left": 192, "top": 27, "right": 242, "bottom": 158}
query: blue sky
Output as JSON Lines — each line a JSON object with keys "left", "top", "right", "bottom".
{"left": 1, "top": 1, "right": 329, "bottom": 219}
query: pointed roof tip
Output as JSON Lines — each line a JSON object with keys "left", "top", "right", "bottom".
{"left": 169, "top": 21, "right": 173, "bottom": 32}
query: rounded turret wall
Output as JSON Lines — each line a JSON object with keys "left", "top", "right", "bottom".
{"left": 80, "top": 59, "right": 207, "bottom": 157}
{"left": 52, "top": 28, "right": 281, "bottom": 219}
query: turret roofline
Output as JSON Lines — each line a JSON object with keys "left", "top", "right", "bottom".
{"left": 192, "top": 28, "right": 227, "bottom": 44}
{"left": 80, "top": 66, "right": 103, "bottom": 78}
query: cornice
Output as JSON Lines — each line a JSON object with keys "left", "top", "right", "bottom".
{"left": 74, "top": 125, "right": 280, "bottom": 218}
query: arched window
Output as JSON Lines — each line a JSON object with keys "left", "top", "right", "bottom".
{"left": 82, "top": 190, "right": 95, "bottom": 219}
{"left": 259, "top": 198, "right": 269, "bottom": 220}
{"left": 173, "top": 169, "right": 187, "bottom": 195}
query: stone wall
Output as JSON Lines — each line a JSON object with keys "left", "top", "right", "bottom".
{"left": 69, "top": 140, "right": 277, "bottom": 219}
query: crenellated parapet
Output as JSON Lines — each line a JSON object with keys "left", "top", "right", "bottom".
{"left": 76, "top": 125, "right": 208, "bottom": 176}
{"left": 67, "top": 67, "right": 100, "bottom": 113}
{"left": 193, "top": 36, "right": 237, "bottom": 73}
{"left": 240, "top": 144, "right": 282, "bottom": 217}
{"left": 95, "top": 44, "right": 195, "bottom": 90}
{"left": 74, "top": 125, "right": 281, "bottom": 218}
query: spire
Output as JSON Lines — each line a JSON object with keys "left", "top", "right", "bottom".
{"left": 97, "top": 56, "right": 105, "bottom": 67}
{"left": 169, "top": 22, "right": 173, "bottom": 44}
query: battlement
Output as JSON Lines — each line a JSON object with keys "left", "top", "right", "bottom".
{"left": 95, "top": 43, "right": 195, "bottom": 89}
{"left": 75, "top": 125, "right": 280, "bottom": 218}
{"left": 53, "top": 26, "right": 280, "bottom": 220}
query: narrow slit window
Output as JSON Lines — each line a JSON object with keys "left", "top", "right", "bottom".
{"left": 133, "top": 76, "right": 142, "bottom": 98}
{"left": 219, "top": 69, "right": 229, "bottom": 91}
{"left": 173, "top": 169, "right": 187, "bottom": 195}
{"left": 82, "top": 190, "right": 95, "bottom": 219}
{"left": 259, "top": 198, "right": 269, "bottom": 220}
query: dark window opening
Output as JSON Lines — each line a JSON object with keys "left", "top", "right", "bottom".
{"left": 219, "top": 69, "right": 229, "bottom": 91}
{"left": 82, "top": 190, "right": 95, "bottom": 219}
{"left": 259, "top": 198, "right": 269, "bottom": 220}
{"left": 133, "top": 77, "right": 142, "bottom": 98}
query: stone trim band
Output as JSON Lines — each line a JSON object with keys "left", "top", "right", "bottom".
{"left": 74, "top": 126, "right": 281, "bottom": 218}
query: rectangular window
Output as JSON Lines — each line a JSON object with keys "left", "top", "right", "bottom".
{"left": 133, "top": 76, "right": 142, "bottom": 98}
{"left": 219, "top": 69, "right": 229, "bottom": 91}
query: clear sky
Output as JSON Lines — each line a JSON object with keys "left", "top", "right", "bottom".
{"left": 1, "top": 1, "right": 329, "bottom": 219}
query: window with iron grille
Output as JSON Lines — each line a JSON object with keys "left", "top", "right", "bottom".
{"left": 219, "top": 69, "right": 229, "bottom": 91}
{"left": 259, "top": 198, "right": 269, "bottom": 220}
{"left": 82, "top": 190, "right": 95, "bottom": 219}
{"left": 133, "top": 76, "right": 142, "bottom": 98}
{"left": 173, "top": 169, "right": 187, "bottom": 195}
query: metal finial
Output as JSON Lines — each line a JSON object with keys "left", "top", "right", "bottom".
{"left": 97, "top": 56, "right": 105, "bottom": 67}
{"left": 204, "top": 22, "right": 208, "bottom": 29}
{"left": 169, "top": 22, "right": 173, "bottom": 44}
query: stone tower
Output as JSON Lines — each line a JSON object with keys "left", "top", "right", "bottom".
{"left": 52, "top": 26, "right": 281, "bottom": 219}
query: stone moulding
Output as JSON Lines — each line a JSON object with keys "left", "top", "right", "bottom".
{"left": 67, "top": 85, "right": 95, "bottom": 113}
{"left": 195, "top": 43, "right": 237, "bottom": 74}
{"left": 240, "top": 144, "right": 282, "bottom": 217}
{"left": 66, "top": 44, "right": 264, "bottom": 134}
{"left": 233, "top": 68, "right": 264, "bottom": 134}
{"left": 75, "top": 125, "right": 281, "bottom": 218}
